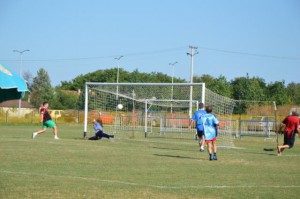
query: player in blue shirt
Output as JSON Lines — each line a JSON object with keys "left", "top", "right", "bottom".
{"left": 201, "top": 106, "right": 219, "bottom": 160}
{"left": 88, "top": 118, "right": 114, "bottom": 140}
{"left": 189, "top": 103, "right": 206, "bottom": 152}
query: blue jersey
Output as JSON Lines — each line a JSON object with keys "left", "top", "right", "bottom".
{"left": 191, "top": 109, "right": 207, "bottom": 131}
{"left": 201, "top": 113, "right": 219, "bottom": 140}
{"left": 94, "top": 122, "right": 103, "bottom": 131}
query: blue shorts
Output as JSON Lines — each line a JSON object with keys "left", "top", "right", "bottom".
{"left": 197, "top": 130, "right": 204, "bottom": 137}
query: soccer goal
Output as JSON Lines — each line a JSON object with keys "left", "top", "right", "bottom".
{"left": 83, "top": 82, "right": 236, "bottom": 147}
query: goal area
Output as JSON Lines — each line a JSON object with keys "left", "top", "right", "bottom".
{"left": 83, "top": 82, "right": 236, "bottom": 147}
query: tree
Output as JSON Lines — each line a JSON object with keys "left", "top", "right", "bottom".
{"left": 30, "top": 68, "right": 53, "bottom": 108}
{"left": 23, "top": 70, "right": 33, "bottom": 87}
{"left": 231, "top": 75, "right": 266, "bottom": 101}
{"left": 51, "top": 89, "right": 79, "bottom": 109}
{"left": 267, "top": 81, "right": 291, "bottom": 105}
{"left": 194, "top": 74, "right": 232, "bottom": 98}
{"left": 231, "top": 75, "right": 267, "bottom": 114}
{"left": 60, "top": 68, "right": 186, "bottom": 91}
{"left": 22, "top": 70, "right": 33, "bottom": 101}
{"left": 287, "top": 82, "right": 300, "bottom": 105}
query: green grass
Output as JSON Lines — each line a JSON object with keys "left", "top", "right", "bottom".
{"left": 0, "top": 125, "right": 300, "bottom": 199}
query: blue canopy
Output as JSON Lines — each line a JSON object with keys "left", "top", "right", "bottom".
{"left": 0, "top": 63, "right": 29, "bottom": 102}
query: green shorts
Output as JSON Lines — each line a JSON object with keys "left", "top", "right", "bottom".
{"left": 43, "top": 120, "right": 56, "bottom": 129}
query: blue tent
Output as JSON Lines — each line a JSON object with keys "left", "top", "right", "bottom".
{"left": 0, "top": 63, "right": 29, "bottom": 102}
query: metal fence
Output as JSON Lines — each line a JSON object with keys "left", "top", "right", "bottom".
{"left": 238, "top": 120, "right": 277, "bottom": 137}
{"left": 0, "top": 108, "right": 84, "bottom": 124}
{"left": 0, "top": 107, "right": 280, "bottom": 139}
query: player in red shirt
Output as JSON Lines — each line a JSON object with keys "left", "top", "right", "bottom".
{"left": 32, "top": 102, "right": 59, "bottom": 140}
{"left": 277, "top": 109, "right": 299, "bottom": 156}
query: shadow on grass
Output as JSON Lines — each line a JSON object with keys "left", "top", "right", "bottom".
{"left": 152, "top": 146, "right": 191, "bottom": 151}
{"left": 73, "top": 137, "right": 88, "bottom": 140}
{"left": 147, "top": 136, "right": 194, "bottom": 141}
{"left": 242, "top": 151, "right": 278, "bottom": 156}
{"left": 153, "top": 153, "right": 200, "bottom": 160}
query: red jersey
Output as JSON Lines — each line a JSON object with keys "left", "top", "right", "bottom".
{"left": 282, "top": 115, "right": 299, "bottom": 139}
{"left": 40, "top": 107, "right": 52, "bottom": 122}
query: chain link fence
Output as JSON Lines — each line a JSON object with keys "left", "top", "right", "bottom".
{"left": 0, "top": 108, "right": 84, "bottom": 124}
{"left": 0, "top": 107, "right": 286, "bottom": 139}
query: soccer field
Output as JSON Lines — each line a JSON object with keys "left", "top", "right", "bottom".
{"left": 0, "top": 125, "right": 299, "bottom": 199}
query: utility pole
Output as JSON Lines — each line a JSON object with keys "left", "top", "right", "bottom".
{"left": 187, "top": 46, "right": 198, "bottom": 118}
{"left": 114, "top": 56, "right": 124, "bottom": 100}
{"left": 169, "top": 61, "right": 178, "bottom": 113}
{"left": 13, "top": 49, "right": 30, "bottom": 117}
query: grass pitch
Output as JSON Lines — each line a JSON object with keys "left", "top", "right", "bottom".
{"left": 0, "top": 125, "right": 300, "bottom": 199}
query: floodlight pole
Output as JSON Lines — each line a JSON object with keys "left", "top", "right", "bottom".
{"left": 169, "top": 61, "right": 178, "bottom": 113}
{"left": 187, "top": 46, "right": 198, "bottom": 118}
{"left": 13, "top": 49, "right": 30, "bottom": 117}
{"left": 114, "top": 56, "right": 124, "bottom": 100}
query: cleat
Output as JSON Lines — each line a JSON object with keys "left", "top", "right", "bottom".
{"left": 54, "top": 136, "right": 60, "bottom": 140}
{"left": 200, "top": 147, "right": 204, "bottom": 152}
{"left": 32, "top": 132, "right": 37, "bottom": 139}
{"left": 209, "top": 154, "right": 213, "bottom": 161}
{"left": 213, "top": 154, "right": 217, "bottom": 160}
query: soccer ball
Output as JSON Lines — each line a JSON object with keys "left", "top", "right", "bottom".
{"left": 117, "top": 104, "right": 123, "bottom": 110}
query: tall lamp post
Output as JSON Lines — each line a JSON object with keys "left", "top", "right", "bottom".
{"left": 169, "top": 61, "right": 178, "bottom": 113}
{"left": 114, "top": 56, "right": 124, "bottom": 100}
{"left": 187, "top": 46, "right": 198, "bottom": 118}
{"left": 13, "top": 49, "right": 30, "bottom": 117}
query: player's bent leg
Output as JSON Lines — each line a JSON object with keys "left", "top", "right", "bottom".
{"left": 53, "top": 126, "right": 59, "bottom": 139}
{"left": 53, "top": 126, "right": 57, "bottom": 135}
{"left": 213, "top": 140, "right": 217, "bottom": 153}
{"left": 278, "top": 144, "right": 289, "bottom": 156}
{"left": 36, "top": 129, "right": 47, "bottom": 134}
{"left": 45, "top": 120, "right": 59, "bottom": 139}
{"left": 212, "top": 140, "right": 217, "bottom": 160}
{"left": 96, "top": 131, "right": 114, "bottom": 139}
{"left": 88, "top": 136, "right": 98, "bottom": 140}
{"left": 32, "top": 128, "right": 47, "bottom": 139}
{"left": 277, "top": 146, "right": 282, "bottom": 156}
{"left": 200, "top": 135, "right": 205, "bottom": 152}
{"left": 206, "top": 142, "right": 213, "bottom": 160}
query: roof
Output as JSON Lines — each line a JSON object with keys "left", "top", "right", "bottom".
{"left": 0, "top": 99, "right": 34, "bottom": 108}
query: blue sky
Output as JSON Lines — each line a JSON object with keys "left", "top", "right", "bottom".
{"left": 1, "top": 0, "right": 299, "bottom": 86}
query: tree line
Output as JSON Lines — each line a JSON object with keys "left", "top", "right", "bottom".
{"left": 26, "top": 68, "right": 300, "bottom": 110}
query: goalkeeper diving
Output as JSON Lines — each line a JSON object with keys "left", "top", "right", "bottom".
{"left": 89, "top": 118, "right": 114, "bottom": 140}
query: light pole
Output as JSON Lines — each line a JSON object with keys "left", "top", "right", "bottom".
{"left": 187, "top": 46, "right": 198, "bottom": 118}
{"left": 13, "top": 49, "right": 30, "bottom": 117}
{"left": 114, "top": 56, "right": 123, "bottom": 100}
{"left": 169, "top": 61, "right": 178, "bottom": 113}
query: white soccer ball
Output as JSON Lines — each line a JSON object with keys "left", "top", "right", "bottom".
{"left": 117, "top": 104, "right": 123, "bottom": 110}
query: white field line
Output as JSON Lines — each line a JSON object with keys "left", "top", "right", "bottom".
{"left": 1, "top": 170, "right": 300, "bottom": 189}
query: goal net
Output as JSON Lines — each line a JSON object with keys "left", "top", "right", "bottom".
{"left": 83, "top": 83, "right": 236, "bottom": 147}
